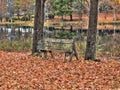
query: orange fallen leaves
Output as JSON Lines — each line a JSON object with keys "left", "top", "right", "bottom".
{"left": 0, "top": 51, "right": 120, "bottom": 90}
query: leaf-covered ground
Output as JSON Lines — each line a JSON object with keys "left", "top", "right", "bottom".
{"left": 0, "top": 51, "right": 120, "bottom": 90}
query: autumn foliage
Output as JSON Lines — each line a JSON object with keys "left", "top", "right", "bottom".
{"left": 0, "top": 51, "right": 120, "bottom": 90}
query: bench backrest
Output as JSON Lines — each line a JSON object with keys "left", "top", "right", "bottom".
{"left": 37, "top": 38, "right": 74, "bottom": 52}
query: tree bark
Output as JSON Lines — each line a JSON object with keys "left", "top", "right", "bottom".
{"left": 85, "top": 0, "right": 99, "bottom": 60}
{"left": 32, "top": 0, "right": 46, "bottom": 54}
{"left": 70, "top": 14, "right": 73, "bottom": 21}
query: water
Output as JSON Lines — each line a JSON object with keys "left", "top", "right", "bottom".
{"left": 0, "top": 25, "right": 33, "bottom": 41}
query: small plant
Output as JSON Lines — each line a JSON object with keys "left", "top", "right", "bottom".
{"left": 21, "top": 13, "right": 31, "bottom": 21}
{"left": 0, "top": 38, "right": 32, "bottom": 52}
{"left": 96, "top": 34, "right": 120, "bottom": 57}
{"left": 55, "top": 31, "right": 75, "bottom": 39}
{"left": 75, "top": 41, "right": 86, "bottom": 56}
{"left": 48, "top": 13, "right": 54, "bottom": 19}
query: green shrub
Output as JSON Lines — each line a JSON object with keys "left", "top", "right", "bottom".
{"left": 75, "top": 41, "right": 86, "bottom": 56}
{"left": 0, "top": 39, "right": 32, "bottom": 52}
{"left": 48, "top": 13, "right": 54, "bottom": 19}
{"left": 21, "top": 14, "right": 31, "bottom": 21}
{"left": 55, "top": 31, "right": 75, "bottom": 39}
{"left": 96, "top": 34, "right": 120, "bottom": 57}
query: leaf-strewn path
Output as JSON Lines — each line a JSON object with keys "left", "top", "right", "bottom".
{"left": 0, "top": 51, "right": 120, "bottom": 90}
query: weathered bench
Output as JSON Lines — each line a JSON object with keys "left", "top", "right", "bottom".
{"left": 37, "top": 38, "right": 78, "bottom": 62}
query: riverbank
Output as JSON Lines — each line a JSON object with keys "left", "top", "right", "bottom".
{"left": 1, "top": 20, "right": 120, "bottom": 30}
{"left": 0, "top": 21, "right": 34, "bottom": 27}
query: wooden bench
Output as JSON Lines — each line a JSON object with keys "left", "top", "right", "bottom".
{"left": 37, "top": 38, "right": 79, "bottom": 62}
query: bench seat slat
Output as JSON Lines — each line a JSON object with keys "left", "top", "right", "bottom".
{"left": 44, "top": 38, "right": 73, "bottom": 43}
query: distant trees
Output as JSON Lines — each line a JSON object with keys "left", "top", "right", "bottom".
{"left": 14, "top": 0, "right": 20, "bottom": 19}
{"left": 0, "top": 0, "right": 6, "bottom": 22}
{"left": 51, "top": 0, "right": 75, "bottom": 21}
{"left": 6, "top": 0, "right": 14, "bottom": 22}
{"left": 99, "top": 0, "right": 120, "bottom": 25}
{"left": 0, "top": 0, "right": 35, "bottom": 21}
{"left": 14, "top": 0, "right": 35, "bottom": 20}
{"left": 72, "top": 0, "right": 89, "bottom": 20}
{"left": 110, "top": 0, "right": 120, "bottom": 21}
{"left": 50, "top": 0, "right": 89, "bottom": 21}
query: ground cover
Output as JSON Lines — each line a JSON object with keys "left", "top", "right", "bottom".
{"left": 0, "top": 51, "right": 120, "bottom": 89}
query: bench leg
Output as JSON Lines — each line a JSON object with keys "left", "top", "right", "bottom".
{"left": 64, "top": 53, "right": 67, "bottom": 62}
{"left": 73, "top": 46, "right": 79, "bottom": 60}
{"left": 74, "top": 52, "right": 79, "bottom": 60}
{"left": 39, "top": 50, "right": 48, "bottom": 58}
{"left": 68, "top": 52, "right": 74, "bottom": 62}
{"left": 43, "top": 50, "right": 54, "bottom": 59}
{"left": 43, "top": 51, "right": 47, "bottom": 58}
{"left": 49, "top": 51, "right": 54, "bottom": 58}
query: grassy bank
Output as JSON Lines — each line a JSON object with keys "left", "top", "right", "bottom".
{"left": 0, "top": 38, "right": 32, "bottom": 52}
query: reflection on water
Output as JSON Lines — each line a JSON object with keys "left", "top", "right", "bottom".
{"left": 0, "top": 25, "right": 33, "bottom": 41}
{"left": 0, "top": 24, "right": 120, "bottom": 41}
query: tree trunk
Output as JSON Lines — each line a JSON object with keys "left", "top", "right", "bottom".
{"left": 70, "top": 25, "right": 73, "bottom": 32}
{"left": 70, "top": 0, "right": 73, "bottom": 21}
{"left": 70, "top": 14, "right": 73, "bottom": 21}
{"left": 61, "top": 15, "right": 64, "bottom": 21}
{"left": 85, "top": 0, "right": 99, "bottom": 60}
{"left": 32, "top": 0, "right": 46, "bottom": 54}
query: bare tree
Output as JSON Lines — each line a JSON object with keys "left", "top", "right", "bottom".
{"left": 85, "top": 0, "right": 99, "bottom": 60}
{"left": 32, "top": 0, "right": 46, "bottom": 54}
{"left": 0, "top": 0, "right": 6, "bottom": 22}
